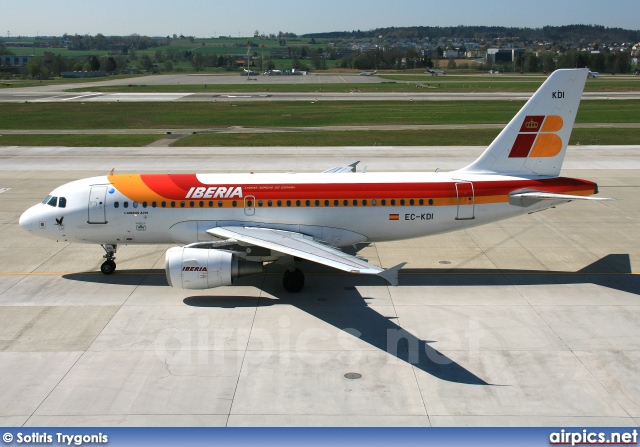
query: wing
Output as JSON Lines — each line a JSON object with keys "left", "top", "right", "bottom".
{"left": 207, "top": 226, "right": 405, "bottom": 286}
{"left": 322, "top": 161, "right": 359, "bottom": 173}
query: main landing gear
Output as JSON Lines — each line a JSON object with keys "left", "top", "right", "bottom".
{"left": 100, "top": 244, "right": 117, "bottom": 275}
{"left": 282, "top": 267, "right": 305, "bottom": 293}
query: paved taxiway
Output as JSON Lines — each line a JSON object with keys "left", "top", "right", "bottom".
{"left": 1, "top": 146, "right": 640, "bottom": 426}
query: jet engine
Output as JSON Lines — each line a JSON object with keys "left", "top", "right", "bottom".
{"left": 165, "top": 247, "right": 263, "bottom": 290}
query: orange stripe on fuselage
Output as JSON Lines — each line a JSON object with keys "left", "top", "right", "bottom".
{"left": 107, "top": 175, "right": 596, "bottom": 205}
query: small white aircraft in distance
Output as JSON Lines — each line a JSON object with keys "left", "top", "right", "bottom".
{"left": 359, "top": 69, "right": 378, "bottom": 76}
{"left": 588, "top": 71, "right": 600, "bottom": 78}
{"left": 426, "top": 68, "right": 446, "bottom": 76}
{"left": 20, "top": 69, "right": 611, "bottom": 293}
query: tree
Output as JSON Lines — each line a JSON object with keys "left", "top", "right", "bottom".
{"left": 88, "top": 55, "right": 100, "bottom": 71}
{"left": 105, "top": 56, "right": 117, "bottom": 73}
{"left": 163, "top": 61, "right": 174, "bottom": 72}
{"left": 447, "top": 58, "right": 457, "bottom": 70}
{"left": 192, "top": 52, "right": 205, "bottom": 71}
{"left": 140, "top": 55, "right": 153, "bottom": 72}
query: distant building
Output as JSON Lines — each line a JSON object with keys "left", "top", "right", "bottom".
{"left": 61, "top": 71, "right": 106, "bottom": 78}
{"left": 486, "top": 48, "right": 526, "bottom": 65}
{"left": 269, "top": 48, "right": 291, "bottom": 58}
{"left": 0, "top": 55, "right": 34, "bottom": 67}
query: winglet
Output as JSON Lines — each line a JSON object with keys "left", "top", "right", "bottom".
{"left": 377, "top": 262, "right": 406, "bottom": 286}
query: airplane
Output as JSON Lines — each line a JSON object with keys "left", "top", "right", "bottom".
{"left": 426, "top": 68, "right": 445, "bottom": 76}
{"left": 359, "top": 70, "right": 378, "bottom": 76}
{"left": 19, "top": 68, "right": 611, "bottom": 293}
{"left": 588, "top": 71, "right": 599, "bottom": 78}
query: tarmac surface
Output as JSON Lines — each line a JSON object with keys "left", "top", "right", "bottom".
{"left": 1, "top": 145, "right": 640, "bottom": 426}
{"left": 1, "top": 73, "right": 639, "bottom": 102}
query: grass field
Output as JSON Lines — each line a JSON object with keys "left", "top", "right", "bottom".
{"left": 1, "top": 100, "right": 638, "bottom": 130}
{"left": 0, "top": 134, "right": 163, "bottom": 146}
{"left": 0, "top": 128, "right": 635, "bottom": 147}
{"left": 64, "top": 77, "right": 640, "bottom": 94}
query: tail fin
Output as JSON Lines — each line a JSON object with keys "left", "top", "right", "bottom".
{"left": 458, "top": 68, "right": 589, "bottom": 178}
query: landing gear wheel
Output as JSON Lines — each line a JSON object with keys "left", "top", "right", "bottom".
{"left": 283, "top": 268, "right": 305, "bottom": 293}
{"left": 101, "top": 260, "right": 116, "bottom": 275}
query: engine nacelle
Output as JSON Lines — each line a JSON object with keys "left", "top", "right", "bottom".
{"left": 165, "top": 247, "right": 263, "bottom": 290}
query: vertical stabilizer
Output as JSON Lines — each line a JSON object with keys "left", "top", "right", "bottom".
{"left": 458, "top": 68, "right": 589, "bottom": 177}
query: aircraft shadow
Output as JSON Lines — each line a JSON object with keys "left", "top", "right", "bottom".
{"left": 63, "top": 254, "right": 637, "bottom": 385}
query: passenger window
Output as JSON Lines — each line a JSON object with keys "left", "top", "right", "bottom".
{"left": 258, "top": 200, "right": 263, "bottom": 207}
{"left": 171, "top": 201, "right": 175, "bottom": 208}
{"left": 315, "top": 200, "right": 319, "bottom": 206}
{"left": 180, "top": 201, "right": 185, "bottom": 208}
{"left": 324, "top": 200, "right": 328, "bottom": 206}
{"left": 208, "top": 201, "right": 213, "bottom": 207}
{"left": 419, "top": 199, "right": 424, "bottom": 205}
{"left": 190, "top": 201, "right": 195, "bottom": 208}
{"left": 362, "top": 199, "right": 367, "bottom": 206}
{"left": 382, "top": 199, "right": 386, "bottom": 206}
{"left": 114, "top": 201, "right": 120, "bottom": 208}
{"left": 123, "top": 202, "right": 129, "bottom": 208}
{"left": 390, "top": 199, "right": 395, "bottom": 206}
{"left": 286, "top": 200, "right": 291, "bottom": 207}
{"left": 372, "top": 199, "right": 377, "bottom": 206}
{"left": 409, "top": 199, "right": 414, "bottom": 205}
{"left": 47, "top": 196, "right": 57, "bottom": 207}
{"left": 268, "top": 200, "right": 272, "bottom": 207}
{"left": 247, "top": 200, "right": 253, "bottom": 207}
{"left": 232, "top": 201, "right": 237, "bottom": 207}
{"left": 343, "top": 200, "right": 348, "bottom": 206}
{"left": 428, "top": 199, "right": 434, "bottom": 206}
{"left": 277, "top": 200, "right": 282, "bottom": 207}
{"left": 142, "top": 202, "right": 148, "bottom": 208}
{"left": 218, "top": 201, "right": 223, "bottom": 207}
{"left": 353, "top": 200, "right": 358, "bottom": 206}
{"left": 133, "top": 202, "right": 138, "bottom": 208}
{"left": 199, "top": 201, "right": 204, "bottom": 208}
{"left": 295, "top": 200, "right": 300, "bottom": 207}
{"left": 334, "top": 200, "right": 338, "bottom": 206}
{"left": 58, "top": 197, "right": 67, "bottom": 208}
{"left": 161, "top": 201, "right": 166, "bottom": 208}
{"left": 306, "top": 200, "right": 310, "bottom": 207}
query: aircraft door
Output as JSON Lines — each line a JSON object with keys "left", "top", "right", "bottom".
{"left": 455, "top": 182, "right": 475, "bottom": 220}
{"left": 88, "top": 185, "right": 108, "bottom": 224}
{"left": 244, "top": 195, "right": 256, "bottom": 216}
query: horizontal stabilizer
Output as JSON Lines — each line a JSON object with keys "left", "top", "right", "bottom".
{"left": 510, "top": 191, "right": 614, "bottom": 201}
{"left": 323, "top": 161, "right": 359, "bottom": 173}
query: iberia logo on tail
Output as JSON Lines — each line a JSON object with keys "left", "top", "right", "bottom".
{"left": 508, "top": 115, "right": 564, "bottom": 158}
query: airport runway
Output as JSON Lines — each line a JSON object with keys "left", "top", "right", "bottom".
{"left": 2, "top": 73, "right": 639, "bottom": 102}
{"left": 1, "top": 146, "right": 640, "bottom": 426}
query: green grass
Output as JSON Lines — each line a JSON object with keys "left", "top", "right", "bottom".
{"left": 1, "top": 100, "right": 638, "bottom": 130}
{"left": 172, "top": 128, "right": 640, "bottom": 147}
{"left": 0, "top": 128, "right": 635, "bottom": 147}
{"left": 65, "top": 76, "right": 640, "bottom": 94}
{"left": 0, "top": 134, "right": 163, "bottom": 146}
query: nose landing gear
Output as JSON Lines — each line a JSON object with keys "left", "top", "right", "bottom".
{"left": 100, "top": 244, "right": 117, "bottom": 274}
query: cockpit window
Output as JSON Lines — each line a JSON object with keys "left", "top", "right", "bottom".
{"left": 46, "top": 196, "right": 57, "bottom": 207}
{"left": 58, "top": 197, "right": 67, "bottom": 208}
{"left": 42, "top": 195, "right": 52, "bottom": 205}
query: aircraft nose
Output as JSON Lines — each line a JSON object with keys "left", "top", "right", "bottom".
{"left": 19, "top": 206, "right": 38, "bottom": 232}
